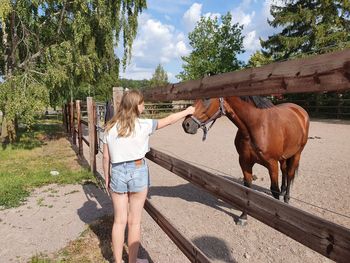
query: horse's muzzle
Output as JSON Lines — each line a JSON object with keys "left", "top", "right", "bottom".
{"left": 182, "top": 117, "right": 199, "bottom": 134}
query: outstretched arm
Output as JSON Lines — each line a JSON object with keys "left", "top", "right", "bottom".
{"left": 157, "top": 106, "right": 195, "bottom": 130}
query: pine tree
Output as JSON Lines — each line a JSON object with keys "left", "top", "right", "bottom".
{"left": 261, "top": 0, "right": 350, "bottom": 60}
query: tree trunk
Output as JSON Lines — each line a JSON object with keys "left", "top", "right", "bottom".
{"left": 1, "top": 116, "right": 9, "bottom": 144}
{"left": 2, "top": 10, "right": 19, "bottom": 142}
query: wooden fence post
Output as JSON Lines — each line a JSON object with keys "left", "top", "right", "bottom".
{"left": 337, "top": 93, "right": 343, "bottom": 119}
{"left": 62, "top": 104, "right": 66, "bottom": 132}
{"left": 76, "top": 100, "right": 83, "bottom": 156}
{"left": 67, "top": 103, "right": 71, "bottom": 135}
{"left": 65, "top": 104, "right": 69, "bottom": 133}
{"left": 93, "top": 101, "right": 98, "bottom": 155}
{"left": 87, "top": 97, "right": 96, "bottom": 173}
{"left": 70, "top": 101, "right": 76, "bottom": 145}
{"left": 113, "top": 87, "right": 123, "bottom": 115}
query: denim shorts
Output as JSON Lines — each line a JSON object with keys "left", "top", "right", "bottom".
{"left": 110, "top": 158, "right": 150, "bottom": 193}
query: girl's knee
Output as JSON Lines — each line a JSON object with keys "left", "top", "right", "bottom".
{"left": 114, "top": 215, "right": 128, "bottom": 226}
{"left": 127, "top": 216, "right": 141, "bottom": 226}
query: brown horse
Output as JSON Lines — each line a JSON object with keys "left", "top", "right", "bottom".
{"left": 182, "top": 96, "right": 309, "bottom": 225}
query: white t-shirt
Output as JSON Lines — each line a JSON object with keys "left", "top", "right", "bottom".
{"left": 103, "top": 118, "right": 158, "bottom": 163}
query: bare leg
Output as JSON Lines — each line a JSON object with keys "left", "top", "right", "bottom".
{"left": 111, "top": 192, "right": 129, "bottom": 263}
{"left": 128, "top": 188, "right": 148, "bottom": 263}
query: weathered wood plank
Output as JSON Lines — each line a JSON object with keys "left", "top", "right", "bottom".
{"left": 82, "top": 136, "right": 90, "bottom": 146}
{"left": 146, "top": 148, "right": 350, "bottom": 262}
{"left": 80, "top": 119, "right": 88, "bottom": 126}
{"left": 144, "top": 200, "right": 212, "bottom": 263}
{"left": 87, "top": 97, "right": 96, "bottom": 173}
{"left": 76, "top": 100, "right": 83, "bottom": 156}
{"left": 143, "top": 49, "right": 350, "bottom": 101}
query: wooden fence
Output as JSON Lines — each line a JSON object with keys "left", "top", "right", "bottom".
{"left": 63, "top": 49, "right": 350, "bottom": 263}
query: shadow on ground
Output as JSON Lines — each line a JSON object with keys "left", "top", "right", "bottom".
{"left": 149, "top": 183, "right": 240, "bottom": 221}
{"left": 193, "top": 235, "right": 237, "bottom": 263}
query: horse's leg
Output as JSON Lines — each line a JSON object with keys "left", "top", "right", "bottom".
{"left": 267, "top": 160, "right": 280, "bottom": 200}
{"left": 284, "top": 152, "right": 302, "bottom": 203}
{"left": 237, "top": 159, "right": 253, "bottom": 226}
{"left": 280, "top": 160, "right": 287, "bottom": 196}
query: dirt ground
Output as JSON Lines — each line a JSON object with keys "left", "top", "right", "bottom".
{"left": 1, "top": 118, "right": 350, "bottom": 262}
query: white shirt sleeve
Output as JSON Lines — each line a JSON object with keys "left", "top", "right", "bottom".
{"left": 151, "top": 119, "right": 158, "bottom": 134}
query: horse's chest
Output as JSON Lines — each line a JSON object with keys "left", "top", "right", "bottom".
{"left": 235, "top": 131, "right": 279, "bottom": 163}
{"left": 235, "top": 134, "right": 261, "bottom": 160}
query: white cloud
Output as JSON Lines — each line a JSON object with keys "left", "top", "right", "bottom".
{"left": 230, "top": 0, "right": 284, "bottom": 57}
{"left": 243, "top": 30, "right": 260, "bottom": 51}
{"left": 120, "top": 13, "right": 190, "bottom": 81}
{"left": 183, "top": 3, "right": 202, "bottom": 31}
{"left": 263, "top": 0, "right": 286, "bottom": 19}
{"left": 120, "top": 63, "right": 154, "bottom": 80}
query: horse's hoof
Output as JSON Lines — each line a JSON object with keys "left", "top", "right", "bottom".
{"left": 236, "top": 218, "right": 248, "bottom": 226}
{"left": 284, "top": 197, "right": 290, "bottom": 204}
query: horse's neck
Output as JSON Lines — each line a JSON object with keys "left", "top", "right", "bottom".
{"left": 225, "top": 97, "right": 260, "bottom": 135}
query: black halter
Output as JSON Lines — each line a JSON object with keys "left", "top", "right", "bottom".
{"left": 190, "top": 98, "right": 226, "bottom": 141}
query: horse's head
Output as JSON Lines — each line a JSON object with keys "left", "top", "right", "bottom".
{"left": 182, "top": 98, "right": 225, "bottom": 140}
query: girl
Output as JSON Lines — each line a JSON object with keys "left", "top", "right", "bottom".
{"left": 103, "top": 89, "right": 194, "bottom": 263}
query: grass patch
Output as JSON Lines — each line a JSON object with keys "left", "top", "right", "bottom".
{"left": 0, "top": 117, "right": 94, "bottom": 209}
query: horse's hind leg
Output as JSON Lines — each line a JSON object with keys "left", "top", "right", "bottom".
{"left": 284, "top": 152, "right": 302, "bottom": 203}
{"left": 267, "top": 161, "right": 280, "bottom": 200}
{"left": 280, "top": 160, "right": 287, "bottom": 196}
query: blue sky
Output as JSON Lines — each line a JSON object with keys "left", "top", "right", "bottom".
{"left": 118, "top": 0, "right": 283, "bottom": 82}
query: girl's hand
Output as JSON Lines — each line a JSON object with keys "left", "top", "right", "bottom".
{"left": 186, "top": 106, "right": 195, "bottom": 115}
{"left": 105, "top": 176, "right": 110, "bottom": 191}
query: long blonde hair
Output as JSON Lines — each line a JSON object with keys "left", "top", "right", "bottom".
{"left": 105, "top": 90, "right": 144, "bottom": 137}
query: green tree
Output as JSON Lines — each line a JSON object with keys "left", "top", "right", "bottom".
{"left": 0, "top": 0, "right": 146, "bottom": 142}
{"left": 177, "top": 12, "right": 245, "bottom": 81}
{"left": 247, "top": 51, "right": 273, "bottom": 68}
{"left": 261, "top": 0, "right": 350, "bottom": 60}
{"left": 150, "top": 64, "right": 168, "bottom": 87}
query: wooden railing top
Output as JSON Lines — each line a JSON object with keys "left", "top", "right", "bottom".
{"left": 143, "top": 49, "right": 350, "bottom": 101}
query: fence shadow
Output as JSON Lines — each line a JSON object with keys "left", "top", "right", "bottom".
{"left": 193, "top": 235, "right": 237, "bottom": 263}
{"left": 149, "top": 183, "right": 240, "bottom": 221}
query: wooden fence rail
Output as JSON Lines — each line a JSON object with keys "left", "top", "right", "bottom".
{"left": 143, "top": 49, "right": 350, "bottom": 101}
{"left": 144, "top": 200, "right": 211, "bottom": 263}
{"left": 145, "top": 148, "right": 350, "bottom": 263}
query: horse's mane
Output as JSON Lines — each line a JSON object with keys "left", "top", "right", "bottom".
{"left": 239, "top": 96, "right": 274, "bottom": 109}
